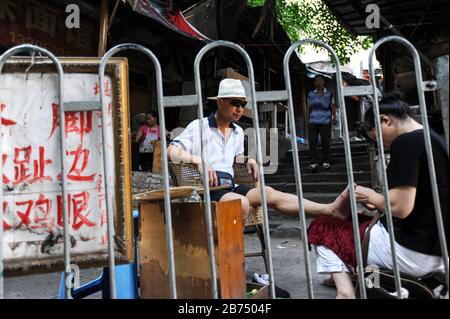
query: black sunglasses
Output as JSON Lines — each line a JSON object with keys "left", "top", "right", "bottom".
{"left": 223, "top": 98, "right": 247, "bottom": 108}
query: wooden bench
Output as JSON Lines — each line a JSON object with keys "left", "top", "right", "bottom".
{"left": 168, "top": 162, "right": 268, "bottom": 272}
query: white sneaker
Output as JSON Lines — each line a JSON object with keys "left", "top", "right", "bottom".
{"left": 323, "top": 162, "right": 331, "bottom": 169}
{"left": 252, "top": 273, "right": 270, "bottom": 286}
{"left": 309, "top": 163, "right": 318, "bottom": 170}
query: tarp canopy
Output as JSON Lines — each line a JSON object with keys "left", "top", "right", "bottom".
{"left": 126, "top": 0, "right": 210, "bottom": 41}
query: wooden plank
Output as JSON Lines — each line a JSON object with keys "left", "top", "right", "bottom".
{"left": 152, "top": 140, "right": 162, "bottom": 174}
{"left": 216, "top": 200, "right": 246, "bottom": 299}
{"left": 139, "top": 200, "right": 245, "bottom": 299}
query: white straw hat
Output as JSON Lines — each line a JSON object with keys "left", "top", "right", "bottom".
{"left": 207, "top": 78, "right": 249, "bottom": 101}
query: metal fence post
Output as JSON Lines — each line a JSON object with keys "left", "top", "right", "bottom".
{"left": 0, "top": 44, "right": 69, "bottom": 299}
{"left": 99, "top": 43, "right": 177, "bottom": 299}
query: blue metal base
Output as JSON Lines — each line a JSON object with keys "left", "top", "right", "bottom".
{"left": 58, "top": 264, "right": 138, "bottom": 299}
{"left": 58, "top": 210, "right": 140, "bottom": 299}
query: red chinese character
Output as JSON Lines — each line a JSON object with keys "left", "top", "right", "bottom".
{"left": 33, "top": 194, "right": 52, "bottom": 229}
{"left": 65, "top": 111, "right": 93, "bottom": 142}
{"left": 96, "top": 174, "right": 103, "bottom": 193}
{"left": 57, "top": 192, "right": 96, "bottom": 231}
{"left": 13, "top": 146, "right": 32, "bottom": 186}
{"left": 56, "top": 195, "right": 67, "bottom": 227}
{"left": 30, "top": 146, "right": 53, "bottom": 184}
{"left": 48, "top": 103, "right": 59, "bottom": 139}
{"left": 100, "top": 233, "right": 108, "bottom": 245}
{"left": 15, "top": 199, "right": 33, "bottom": 228}
{"left": 98, "top": 192, "right": 106, "bottom": 228}
{"left": 48, "top": 104, "right": 93, "bottom": 142}
{"left": 67, "top": 144, "right": 96, "bottom": 182}
{"left": 93, "top": 80, "right": 111, "bottom": 97}
{"left": 96, "top": 103, "right": 113, "bottom": 129}
{"left": 72, "top": 192, "right": 96, "bottom": 231}
{"left": 99, "top": 211, "right": 107, "bottom": 228}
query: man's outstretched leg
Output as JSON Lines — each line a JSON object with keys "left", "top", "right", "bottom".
{"left": 245, "top": 186, "right": 350, "bottom": 219}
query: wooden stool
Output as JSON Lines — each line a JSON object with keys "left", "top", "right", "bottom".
{"left": 136, "top": 198, "right": 246, "bottom": 299}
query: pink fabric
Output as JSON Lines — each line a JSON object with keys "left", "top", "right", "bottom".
{"left": 140, "top": 125, "right": 160, "bottom": 139}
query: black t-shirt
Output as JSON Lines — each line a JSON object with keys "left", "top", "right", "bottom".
{"left": 381, "top": 129, "right": 449, "bottom": 256}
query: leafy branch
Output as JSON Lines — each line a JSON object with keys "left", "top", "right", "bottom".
{"left": 248, "top": 0, "right": 372, "bottom": 64}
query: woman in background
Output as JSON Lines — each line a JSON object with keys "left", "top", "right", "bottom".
{"left": 135, "top": 111, "right": 161, "bottom": 171}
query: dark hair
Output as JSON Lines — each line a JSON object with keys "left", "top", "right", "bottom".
{"left": 360, "top": 91, "right": 413, "bottom": 138}
{"left": 146, "top": 111, "right": 158, "bottom": 119}
{"left": 314, "top": 74, "right": 326, "bottom": 81}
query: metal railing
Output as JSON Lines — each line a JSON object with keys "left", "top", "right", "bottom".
{"left": 0, "top": 36, "right": 447, "bottom": 300}
{"left": 0, "top": 45, "right": 70, "bottom": 299}
{"left": 193, "top": 40, "right": 276, "bottom": 298}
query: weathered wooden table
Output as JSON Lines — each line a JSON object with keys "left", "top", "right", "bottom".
{"left": 137, "top": 199, "right": 246, "bottom": 299}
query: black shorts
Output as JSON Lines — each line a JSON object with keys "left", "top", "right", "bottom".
{"left": 209, "top": 185, "right": 252, "bottom": 202}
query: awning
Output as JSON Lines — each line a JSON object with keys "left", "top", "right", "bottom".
{"left": 323, "top": 0, "right": 449, "bottom": 36}
{"left": 127, "top": 0, "right": 211, "bottom": 41}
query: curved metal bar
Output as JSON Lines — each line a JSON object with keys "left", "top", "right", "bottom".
{"left": 194, "top": 40, "right": 276, "bottom": 299}
{"left": 284, "top": 39, "right": 366, "bottom": 299}
{"left": 99, "top": 44, "right": 176, "bottom": 299}
{"left": 369, "top": 35, "right": 449, "bottom": 297}
{"left": 0, "top": 44, "right": 69, "bottom": 299}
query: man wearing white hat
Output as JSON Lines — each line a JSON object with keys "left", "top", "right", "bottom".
{"left": 168, "top": 78, "right": 347, "bottom": 220}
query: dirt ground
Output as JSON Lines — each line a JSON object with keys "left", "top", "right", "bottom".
{"left": 4, "top": 213, "right": 336, "bottom": 299}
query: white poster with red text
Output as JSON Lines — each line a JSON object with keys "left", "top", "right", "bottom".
{"left": 1, "top": 73, "right": 116, "bottom": 266}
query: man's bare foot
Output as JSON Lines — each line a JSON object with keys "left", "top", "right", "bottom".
{"left": 329, "top": 185, "right": 353, "bottom": 220}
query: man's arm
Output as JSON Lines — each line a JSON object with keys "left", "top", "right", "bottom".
{"left": 329, "top": 94, "right": 337, "bottom": 122}
{"left": 235, "top": 155, "right": 259, "bottom": 181}
{"left": 355, "top": 185, "right": 417, "bottom": 219}
{"left": 167, "top": 144, "right": 218, "bottom": 187}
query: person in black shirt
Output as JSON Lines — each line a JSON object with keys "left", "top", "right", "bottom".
{"left": 310, "top": 91, "right": 448, "bottom": 298}
{"left": 357, "top": 92, "right": 448, "bottom": 256}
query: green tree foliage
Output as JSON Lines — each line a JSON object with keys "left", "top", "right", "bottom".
{"left": 248, "top": 0, "right": 372, "bottom": 64}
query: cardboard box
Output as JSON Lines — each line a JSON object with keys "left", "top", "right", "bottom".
{"left": 246, "top": 282, "right": 269, "bottom": 299}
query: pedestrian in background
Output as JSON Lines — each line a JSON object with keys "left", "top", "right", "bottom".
{"left": 307, "top": 74, "right": 336, "bottom": 171}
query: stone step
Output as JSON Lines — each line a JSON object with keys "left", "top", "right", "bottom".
{"left": 265, "top": 171, "right": 371, "bottom": 183}
{"left": 287, "top": 141, "right": 369, "bottom": 152}
{"left": 269, "top": 181, "right": 372, "bottom": 194}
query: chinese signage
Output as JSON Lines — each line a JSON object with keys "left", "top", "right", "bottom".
{"left": 1, "top": 58, "right": 132, "bottom": 272}
{"left": 0, "top": 0, "right": 98, "bottom": 56}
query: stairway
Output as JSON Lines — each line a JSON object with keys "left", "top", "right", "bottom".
{"left": 264, "top": 139, "right": 373, "bottom": 204}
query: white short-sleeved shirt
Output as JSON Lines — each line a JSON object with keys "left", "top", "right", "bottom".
{"left": 170, "top": 113, "right": 245, "bottom": 177}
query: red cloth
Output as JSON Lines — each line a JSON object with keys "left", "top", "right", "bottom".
{"left": 307, "top": 214, "right": 373, "bottom": 269}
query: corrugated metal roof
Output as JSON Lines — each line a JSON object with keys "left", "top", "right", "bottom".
{"left": 324, "top": 0, "right": 449, "bottom": 36}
